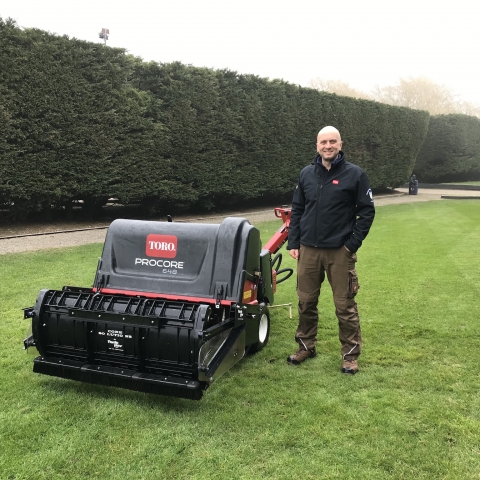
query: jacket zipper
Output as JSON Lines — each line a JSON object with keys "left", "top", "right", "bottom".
{"left": 315, "top": 164, "right": 334, "bottom": 247}
{"left": 315, "top": 165, "right": 325, "bottom": 247}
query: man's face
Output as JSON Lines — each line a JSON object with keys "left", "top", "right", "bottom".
{"left": 317, "top": 131, "right": 342, "bottom": 162}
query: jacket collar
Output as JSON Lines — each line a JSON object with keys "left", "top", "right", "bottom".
{"left": 313, "top": 151, "right": 345, "bottom": 170}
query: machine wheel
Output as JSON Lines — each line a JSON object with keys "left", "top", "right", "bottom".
{"left": 248, "top": 306, "right": 270, "bottom": 354}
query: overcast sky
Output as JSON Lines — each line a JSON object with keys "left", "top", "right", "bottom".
{"left": 2, "top": 0, "right": 480, "bottom": 106}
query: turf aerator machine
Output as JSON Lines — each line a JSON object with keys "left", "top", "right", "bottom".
{"left": 23, "top": 208, "right": 292, "bottom": 399}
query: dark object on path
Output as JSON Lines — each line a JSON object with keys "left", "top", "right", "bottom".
{"left": 23, "top": 209, "right": 293, "bottom": 400}
{"left": 409, "top": 175, "right": 419, "bottom": 195}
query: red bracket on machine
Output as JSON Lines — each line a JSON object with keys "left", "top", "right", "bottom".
{"left": 262, "top": 207, "right": 291, "bottom": 255}
{"left": 262, "top": 207, "right": 293, "bottom": 290}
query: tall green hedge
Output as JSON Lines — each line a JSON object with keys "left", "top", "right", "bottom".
{"left": 0, "top": 18, "right": 430, "bottom": 220}
{"left": 131, "top": 62, "right": 314, "bottom": 209}
{"left": 0, "top": 19, "right": 171, "bottom": 219}
{"left": 132, "top": 62, "right": 430, "bottom": 206}
{"left": 414, "top": 114, "right": 480, "bottom": 182}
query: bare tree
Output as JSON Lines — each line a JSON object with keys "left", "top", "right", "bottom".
{"left": 308, "top": 78, "right": 371, "bottom": 100}
{"left": 372, "top": 77, "right": 458, "bottom": 115}
{"left": 456, "top": 101, "right": 480, "bottom": 118}
{"left": 308, "top": 75, "right": 480, "bottom": 118}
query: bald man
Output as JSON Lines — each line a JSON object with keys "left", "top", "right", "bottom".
{"left": 286, "top": 126, "right": 375, "bottom": 374}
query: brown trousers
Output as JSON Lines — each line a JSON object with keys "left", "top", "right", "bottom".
{"left": 295, "top": 244, "right": 362, "bottom": 360}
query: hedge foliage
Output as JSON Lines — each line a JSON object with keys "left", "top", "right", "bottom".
{"left": 415, "top": 114, "right": 480, "bottom": 182}
{"left": 0, "top": 18, "right": 430, "bottom": 220}
{"left": 132, "top": 62, "right": 430, "bottom": 207}
{"left": 0, "top": 19, "right": 171, "bottom": 219}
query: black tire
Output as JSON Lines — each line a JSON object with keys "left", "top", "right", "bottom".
{"left": 248, "top": 306, "right": 270, "bottom": 354}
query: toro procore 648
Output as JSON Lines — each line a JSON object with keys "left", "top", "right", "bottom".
{"left": 23, "top": 208, "right": 293, "bottom": 399}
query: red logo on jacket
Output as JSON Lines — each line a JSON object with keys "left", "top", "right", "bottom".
{"left": 146, "top": 234, "right": 177, "bottom": 258}
{"left": 332, "top": 180, "right": 339, "bottom": 185}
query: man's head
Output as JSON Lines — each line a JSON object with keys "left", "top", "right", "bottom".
{"left": 317, "top": 126, "right": 342, "bottom": 163}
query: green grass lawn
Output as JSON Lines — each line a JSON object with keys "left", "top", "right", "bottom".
{"left": 1, "top": 200, "right": 480, "bottom": 479}
{"left": 440, "top": 181, "right": 480, "bottom": 186}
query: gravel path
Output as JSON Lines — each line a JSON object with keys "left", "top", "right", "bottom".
{"left": 1, "top": 188, "right": 478, "bottom": 255}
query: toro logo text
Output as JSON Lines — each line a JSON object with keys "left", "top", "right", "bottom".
{"left": 146, "top": 234, "right": 177, "bottom": 258}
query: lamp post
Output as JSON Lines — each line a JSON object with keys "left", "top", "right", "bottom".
{"left": 99, "top": 28, "right": 109, "bottom": 45}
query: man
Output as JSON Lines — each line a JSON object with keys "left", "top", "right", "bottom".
{"left": 286, "top": 126, "right": 375, "bottom": 374}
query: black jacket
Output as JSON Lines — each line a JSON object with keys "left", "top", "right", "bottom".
{"left": 287, "top": 152, "right": 375, "bottom": 253}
